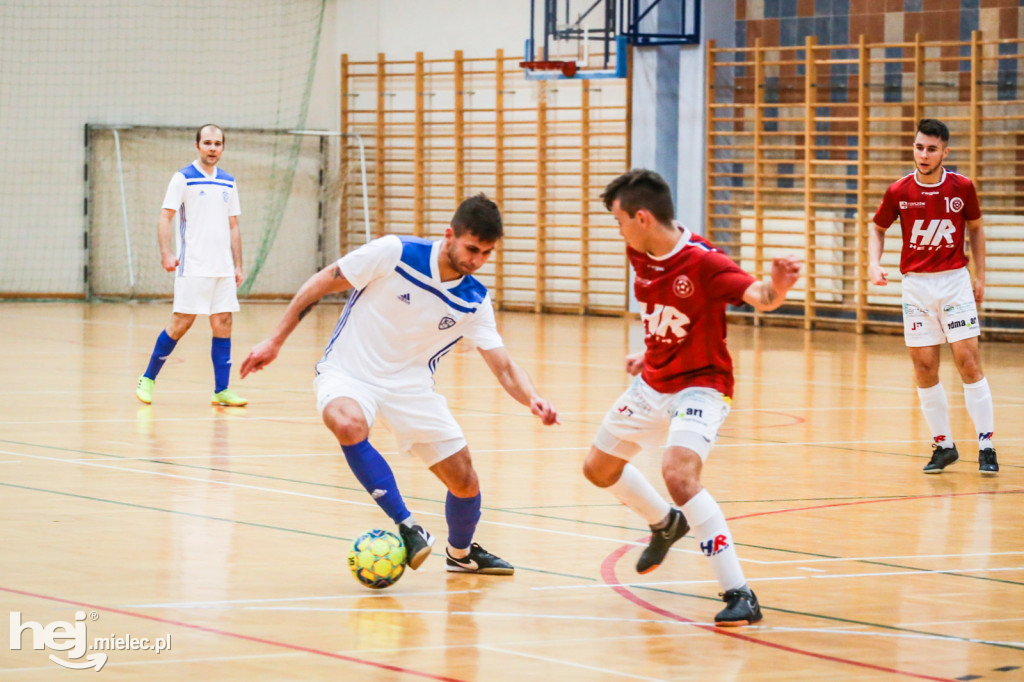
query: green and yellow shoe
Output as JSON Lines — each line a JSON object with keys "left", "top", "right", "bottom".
{"left": 136, "top": 376, "right": 154, "bottom": 405}
{"left": 211, "top": 387, "right": 248, "bottom": 407}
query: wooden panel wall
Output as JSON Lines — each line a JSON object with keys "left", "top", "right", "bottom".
{"left": 339, "top": 52, "right": 630, "bottom": 315}
{"left": 707, "top": 32, "right": 1024, "bottom": 335}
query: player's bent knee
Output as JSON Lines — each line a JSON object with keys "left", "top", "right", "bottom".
{"left": 582, "top": 456, "right": 622, "bottom": 488}
{"left": 322, "top": 408, "right": 369, "bottom": 444}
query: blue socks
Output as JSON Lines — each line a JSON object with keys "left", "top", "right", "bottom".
{"left": 342, "top": 440, "right": 410, "bottom": 524}
{"left": 342, "top": 441, "right": 482, "bottom": 547}
{"left": 144, "top": 330, "right": 178, "bottom": 380}
{"left": 446, "top": 491, "right": 481, "bottom": 550}
{"left": 211, "top": 337, "right": 232, "bottom": 393}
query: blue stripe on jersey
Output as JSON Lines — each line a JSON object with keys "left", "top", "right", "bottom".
{"left": 396, "top": 237, "right": 488, "bottom": 310}
{"left": 447, "top": 277, "right": 487, "bottom": 305}
{"left": 398, "top": 236, "right": 434, "bottom": 276}
{"left": 180, "top": 164, "right": 204, "bottom": 179}
{"left": 394, "top": 267, "right": 478, "bottom": 314}
{"left": 318, "top": 289, "right": 363, "bottom": 369}
{"left": 186, "top": 180, "right": 233, "bottom": 188}
{"left": 428, "top": 336, "right": 463, "bottom": 375}
{"left": 688, "top": 239, "right": 712, "bottom": 252}
{"left": 177, "top": 203, "right": 187, "bottom": 275}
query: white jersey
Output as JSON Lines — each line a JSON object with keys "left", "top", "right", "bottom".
{"left": 162, "top": 161, "right": 241, "bottom": 277}
{"left": 317, "top": 235, "right": 504, "bottom": 390}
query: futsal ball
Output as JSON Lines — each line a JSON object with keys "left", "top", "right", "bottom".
{"left": 348, "top": 529, "right": 407, "bottom": 589}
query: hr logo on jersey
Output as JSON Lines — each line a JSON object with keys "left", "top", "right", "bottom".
{"left": 673, "top": 275, "right": 694, "bottom": 298}
{"left": 700, "top": 534, "right": 730, "bottom": 557}
{"left": 909, "top": 219, "right": 956, "bottom": 247}
{"left": 641, "top": 304, "right": 691, "bottom": 341}
{"left": 438, "top": 316, "right": 456, "bottom": 330}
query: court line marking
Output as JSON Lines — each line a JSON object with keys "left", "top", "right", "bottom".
{"left": 0, "top": 652, "right": 308, "bottom": 674}
{"left": 123, "top": 590, "right": 486, "bottom": 609}
{"left": 0, "top": 586, "right": 464, "bottom": 682}
{"left": 760, "top": 551, "right": 1024, "bottom": 565}
{"left": 900, "top": 617, "right": 1024, "bottom": 627}
{"left": 0, "top": 448, "right": 682, "bottom": 549}
{"left": 241, "top": 606, "right": 713, "bottom": 627}
{"left": 597, "top": 545, "right": 957, "bottom": 682}
{"left": 760, "top": 627, "right": 1024, "bottom": 649}
{"left": 531, "top": 565, "right": 1024, "bottom": 591}
{"left": 3, "top": 447, "right": 1021, "bottom": 570}
{"left": 476, "top": 644, "right": 667, "bottom": 681}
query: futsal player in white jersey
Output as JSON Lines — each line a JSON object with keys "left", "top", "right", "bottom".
{"left": 869, "top": 118, "right": 997, "bottom": 474}
{"left": 241, "top": 195, "right": 559, "bottom": 573}
{"left": 136, "top": 124, "right": 247, "bottom": 407}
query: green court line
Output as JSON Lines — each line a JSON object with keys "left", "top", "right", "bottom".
{"left": 4, "top": 480, "right": 1020, "bottom": 653}
{"left": 5, "top": 438, "right": 1023, "bottom": 590}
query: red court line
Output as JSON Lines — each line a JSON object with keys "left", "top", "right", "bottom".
{"left": 728, "top": 488, "right": 1024, "bottom": 522}
{"left": 1, "top": 586, "right": 462, "bottom": 682}
{"left": 599, "top": 545, "right": 954, "bottom": 682}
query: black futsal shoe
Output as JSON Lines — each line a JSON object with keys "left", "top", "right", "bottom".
{"left": 923, "top": 444, "right": 959, "bottom": 474}
{"left": 715, "top": 588, "right": 763, "bottom": 627}
{"left": 445, "top": 543, "right": 514, "bottom": 575}
{"left": 978, "top": 447, "right": 999, "bottom": 475}
{"left": 636, "top": 507, "right": 689, "bottom": 574}
{"left": 398, "top": 523, "right": 435, "bottom": 570}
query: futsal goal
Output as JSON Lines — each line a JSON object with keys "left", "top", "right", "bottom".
{"left": 85, "top": 124, "right": 370, "bottom": 300}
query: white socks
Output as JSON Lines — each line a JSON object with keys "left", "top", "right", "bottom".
{"left": 917, "top": 379, "right": 996, "bottom": 450}
{"left": 607, "top": 463, "right": 671, "bottom": 526}
{"left": 916, "top": 382, "right": 953, "bottom": 447}
{"left": 681, "top": 489, "right": 747, "bottom": 592}
{"left": 963, "top": 377, "right": 995, "bottom": 449}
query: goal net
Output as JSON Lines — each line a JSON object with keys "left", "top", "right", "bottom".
{"left": 86, "top": 125, "right": 369, "bottom": 299}
{"left": 0, "top": 0, "right": 330, "bottom": 298}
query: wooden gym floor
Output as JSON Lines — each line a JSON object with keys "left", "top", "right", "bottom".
{"left": 1, "top": 301, "right": 1021, "bottom": 680}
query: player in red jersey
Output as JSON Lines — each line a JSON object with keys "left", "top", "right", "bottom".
{"left": 583, "top": 169, "right": 801, "bottom": 626}
{"left": 869, "top": 118, "right": 997, "bottom": 475}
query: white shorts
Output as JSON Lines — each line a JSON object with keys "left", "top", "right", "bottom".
{"left": 593, "top": 377, "right": 731, "bottom": 462}
{"left": 314, "top": 367, "right": 466, "bottom": 467}
{"left": 901, "top": 268, "right": 980, "bottom": 347}
{"left": 173, "top": 276, "right": 240, "bottom": 315}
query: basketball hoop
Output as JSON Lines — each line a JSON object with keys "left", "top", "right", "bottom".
{"left": 518, "top": 59, "right": 578, "bottom": 78}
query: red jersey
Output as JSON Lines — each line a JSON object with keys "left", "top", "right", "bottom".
{"left": 873, "top": 169, "right": 981, "bottom": 274}
{"left": 630, "top": 225, "right": 755, "bottom": 398}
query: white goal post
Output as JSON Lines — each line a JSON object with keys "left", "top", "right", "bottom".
{"left": 85, "top": 124, "right": 370, "bottom": 300}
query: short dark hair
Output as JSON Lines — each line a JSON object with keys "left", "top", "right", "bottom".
{"left": 451, "top": 193, "right": 503, "bottom": 242}
{"left": 917, "top": 118, "right": 949, "bottom": 144}
{"left": 601, "top": 168, "right": 675, "bottom": 224}
{"left": 196, "top": 123, "right": 225, "bottom": 145}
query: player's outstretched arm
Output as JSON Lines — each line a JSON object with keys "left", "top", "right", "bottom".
{"left": 867, "top": 225, "right": 889, "bottom": 286}
{"left": 240, "top": 263, "right": 353, "bottom": 378}
{"left": 742, "top": 255, "right": 802, "bottom": 312}
{"left": 478, "top": 346, "right": 559, "bottom": 425}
